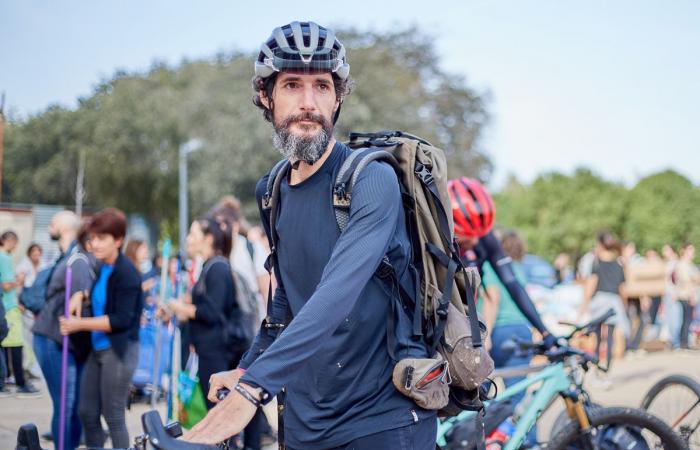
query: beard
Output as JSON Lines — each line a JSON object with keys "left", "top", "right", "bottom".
{"left": 49, "top": 232, "right": 60, "bottom": 241}
{"left": 272, "top": 112, "right": 333, "bottom": 165}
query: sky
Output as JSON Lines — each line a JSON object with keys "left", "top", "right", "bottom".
{"left": 2, "top": 0, "right": 699, "bottom": 189}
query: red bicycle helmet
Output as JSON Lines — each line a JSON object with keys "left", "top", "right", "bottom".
{"left": 447, "top": 177, "right": 495, "bottom": 238}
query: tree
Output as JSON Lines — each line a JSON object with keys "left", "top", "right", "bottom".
{"left": 494, "top": 168, "right": 628, "bottom": 260}
{"left": 623, "top": 170, "right": 700, "bottom": 251}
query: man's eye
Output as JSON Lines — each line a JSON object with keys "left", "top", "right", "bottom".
{"left": 285, "top": 82, "right": 299, "bottom": 89}
{"left": 318, "top": 83, "right": 331, "bottom": 91}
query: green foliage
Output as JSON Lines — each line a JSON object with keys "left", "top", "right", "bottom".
{"left": 623, "top": 170, "right": 700, "bottom": 251}
{"left": 495, "top": 169, "right": 699, "bottom": 261}
{"left": 3, "top": 27, "right": 491, "bottom": 231}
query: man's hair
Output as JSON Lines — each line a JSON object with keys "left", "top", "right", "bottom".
{"left": 88, "top": 208, "right": 128, "bottom": 243}
{"left": 54, "top": 210, "right": 81, "bottom": 232}
{"left": 252, "top": 73, "right": 354, "bottom": 123}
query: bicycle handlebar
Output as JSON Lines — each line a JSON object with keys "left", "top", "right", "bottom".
{"left": 501, "top": 310, "right": 615, "bottom": 369}
{"left": 141, "top": 411, "right": 219, "bottom": 450}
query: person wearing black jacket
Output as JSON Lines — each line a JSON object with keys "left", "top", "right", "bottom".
{"left": 166, "top": 214, "right": 262, "bottom": 449}
{"left": 167, "top": 215, "right": 237, "bottom": 405}
{"left": 59, "top": 208, "right": 143, "bottom": 449}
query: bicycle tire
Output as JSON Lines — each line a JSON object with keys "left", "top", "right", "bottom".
{"left": 641, "top": 374, "right": 700, "bottom": 449}
{"left": 548, "top": 406, "right": 687, "bottom": 450}
{"left": 550, "top": 402, "right": 604, "bottom": 439}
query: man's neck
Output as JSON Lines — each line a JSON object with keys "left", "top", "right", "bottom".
{"left": 59, "top": 234, "right": 75, "bottom": 253}
{"left": 289, "top": 138, "right": 336, "bottom": 185}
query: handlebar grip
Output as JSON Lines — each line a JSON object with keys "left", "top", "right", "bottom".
{"left": 216, "top": 388, "right": 230, "bottom": 401}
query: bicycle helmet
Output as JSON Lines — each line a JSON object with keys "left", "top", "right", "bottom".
{"left": 255, "top": 21, "right": 350, "bottom": 80}
{"left": 447, "top": 177, "right": 495, "bottom": 238}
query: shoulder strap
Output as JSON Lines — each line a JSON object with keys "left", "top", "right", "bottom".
{"left": 332, "top": 148, "right": 400, "bottom": 233}
{"left": 67, "top": 252, "right": 96, "bottom": 279}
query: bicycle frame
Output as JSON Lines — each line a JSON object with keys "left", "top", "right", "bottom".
{"left": 436, "top": 362, "right": 572, "bottom": 449}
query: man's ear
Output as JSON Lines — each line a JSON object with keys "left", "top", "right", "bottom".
{"left": 260, "top": 90, "right": 271, "bottom": 109}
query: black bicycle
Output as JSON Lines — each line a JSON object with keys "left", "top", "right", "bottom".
{"left": 15, "top": 412, "right": 224, "bottom": 450}
{"left": 641, "top": 374, "right": 700, "bottom": 449}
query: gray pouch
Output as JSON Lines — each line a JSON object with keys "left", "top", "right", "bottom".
{"left": 438, "top": 302, "right": 495, "bottom": 390}
{"left": 392, "top": 355, "right": 450, "bottom": 410}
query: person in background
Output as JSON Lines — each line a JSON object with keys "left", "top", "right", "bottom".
{"left": 59, "top": 208, "right": 143, "bottom": 449}
{"left": 662, "top": 244, "right": 681, "bottom": 348}
{"left": 125, "top": 239, "right": 158, "bottom": 301}
{"left": 0, "top": 290, "right": 7, "bottom": 397}
{"left": 16, "top": 243, "right": 45, "bottom": 379}
{"left": 480, "top": 229, "right": 538, "bottom": 444}
{"left": 164, "top": 215, "right": 252, "bottom": 450}
{"left": 33, "top": 212, "right": 97, "bottom": 450}
{"left": 645, "top": 250, "right": 664, "bottom": 329}
{"left": 674, "top": 244, "right": 698, "bottom": 350}
{"left": 1, "top": 230, "right": 41, "bottom": 396}
{"left": 580, "top": 231, "right": 629, "bottom": 378}
{"left": 553, "top": 253, "right": 574, "bottom": 285}
{"left": 622, "top": 241, "right": 646, "bottom": 354}
{"left": 16, "top": 243, "right": 44, "bottom": 288}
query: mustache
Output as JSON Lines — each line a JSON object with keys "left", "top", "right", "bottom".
{"left": 278, "top": 112, "right": 329, "bottom": 129}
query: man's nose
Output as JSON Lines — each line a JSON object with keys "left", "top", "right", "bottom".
{"left": 299, "top": 84, "right": 317, "bottom": 111}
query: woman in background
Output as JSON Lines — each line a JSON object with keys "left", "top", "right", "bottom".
{"left": 60, "top": 208, "right": 143, "bottom": 448}
{"left": 580, "top": 231, "right": 630, "bottom": 374}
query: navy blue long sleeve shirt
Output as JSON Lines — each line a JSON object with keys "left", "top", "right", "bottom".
{"left": 239, "top": 142, "right": 433, "bottom": 449}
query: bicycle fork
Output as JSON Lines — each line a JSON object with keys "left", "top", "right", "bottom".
{"left": 564, "top": 396, "right": 595, "bottom": 450}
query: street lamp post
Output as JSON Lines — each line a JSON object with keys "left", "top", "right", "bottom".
{"left": 178, "top": 139, "right": 203, "bottom": 259}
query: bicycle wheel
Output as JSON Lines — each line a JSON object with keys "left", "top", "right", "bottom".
{"left": 641, "top": 375, "right": 700, "bottom": 449}
{"left": 548, "top": 406, "right": 687, "bottom": 450}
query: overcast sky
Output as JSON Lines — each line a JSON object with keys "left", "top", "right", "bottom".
{"left": 2, "top": 0, "right": 699, "bottom": 189}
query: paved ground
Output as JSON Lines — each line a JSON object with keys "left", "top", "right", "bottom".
{"left": 1, "top": 349, "right": 698, "bottom": 448}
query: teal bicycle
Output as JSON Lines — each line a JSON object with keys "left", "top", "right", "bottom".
{"left": 437, "top": 312, "right": 687, "bottom": 450}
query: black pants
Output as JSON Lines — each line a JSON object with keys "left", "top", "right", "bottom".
{"left": 594, "top": 324, "right": 616, "bottom": 370}
{"left": 679, "top": 300, "right": 694, "bottom": 349}
{"left": 649, "top": 296, "right": 662, "bottom": 325}
{"left": 79, "top": 343, "right": 139, "bottom": 448}
{"left": 198, "top": 351, "right": 262, "bottom": 450}
{"left": 3, "top": 346, "right": 26, "bottom": 387}
{"left": 288, "top": 418, "right": 437, "bottom": 450}
{"left": 627, "top": 298, "right": 644, "bottom": 350}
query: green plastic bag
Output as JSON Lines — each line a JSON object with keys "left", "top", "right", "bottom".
{"left": 178, "top": 352, "right": 208, "bottom": 429}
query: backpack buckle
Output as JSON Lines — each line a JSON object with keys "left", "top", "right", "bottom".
{"left": 262, "top": 192, "right": 272, "bottom": 210}
{"left": 376, "top": 256, "right": 394, "bottom": 278}
{"left": 333, "top": 183, "right": 351, "bottom": 208}
{"left": 414, "top": 161, "right": 434, "bottom": 185}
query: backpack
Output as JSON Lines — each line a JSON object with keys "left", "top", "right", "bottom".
{"left": 19, "top": 267, "right": 52, "bottom": 314}
{"left": 262, "top": 131, "right": 494, "bottom": 416}
{"left": 198, "top": 256, "right": 256, "bottom": 354}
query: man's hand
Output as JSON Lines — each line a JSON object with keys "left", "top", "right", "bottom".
{"left": 207, "top": 369, "right": 245, "bottom": 404}
{"left": 183, "top": 382, "right": 258, "bottom": 444}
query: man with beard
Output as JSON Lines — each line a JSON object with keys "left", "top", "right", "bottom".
{"left": 32, "top": 211, "right": 97, "bottom": 450}
{"left": 185, "top": 22, "right": 437, "bottom": 449}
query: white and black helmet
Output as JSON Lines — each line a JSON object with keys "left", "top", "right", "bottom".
{"left": 255, "top": 21, "right": 350, "bottom": 80}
